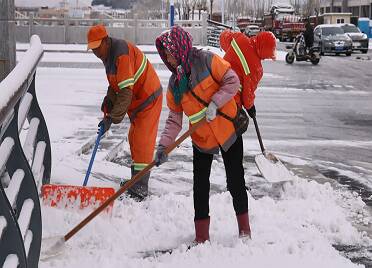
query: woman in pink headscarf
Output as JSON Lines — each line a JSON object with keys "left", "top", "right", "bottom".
{"left": 154, "top": 26, "right": 251, "bottom": 245}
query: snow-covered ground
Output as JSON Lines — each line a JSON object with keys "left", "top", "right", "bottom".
{"left": 27, "top": 46, "right": 372, "bottom": 267}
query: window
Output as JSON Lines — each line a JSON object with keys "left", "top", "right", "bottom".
{"left": 336, "top": 18, "right": 345, "bottom": 24}
{"left": 361, "top": 5, "right": 369, "bottom": 17}
{"left": 322, "top": 26, "right": 344, "bottom": 35}
{"left": 349, "top": 6, "right": 359, "bottom": 16}
{"left": 341, "top": 24, "right": 360, "bottom": 33}
{"left": 333, "top": 7, "right": 342, "bottom": 13}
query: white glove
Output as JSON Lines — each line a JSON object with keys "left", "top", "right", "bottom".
{"left": 206, "top": 101, "right": 218, "bottom": 122}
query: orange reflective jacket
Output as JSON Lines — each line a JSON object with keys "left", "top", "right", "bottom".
{"left": 219, "top": 30, "right": 276, "bottom": 109}
{"left": 104, "top": 38, "right": 162, "bottom": 115}
{"left": 167, "top": 50, "right": 238, "bottom": 153}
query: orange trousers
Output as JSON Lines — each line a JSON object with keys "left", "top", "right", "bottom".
{"left": 127, "top": 94, "right": 162, "bottom": 171}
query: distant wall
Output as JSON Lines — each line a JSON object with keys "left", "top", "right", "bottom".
{"left": 15, "top": 16, "right": 207, "bottom": 45}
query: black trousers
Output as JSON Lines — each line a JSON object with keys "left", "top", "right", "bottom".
{"left": 193, "top": 136, "right": 248, "bottom": 220}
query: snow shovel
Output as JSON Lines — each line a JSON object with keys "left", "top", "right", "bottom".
{"left": 40, "top": 119, "right": 206, "bottom": 259}
{"left": 252, "top": 116, "right": 295, "bottom": 183}
{"left": 41, "top": 124, "right": 115, "bottom": 211}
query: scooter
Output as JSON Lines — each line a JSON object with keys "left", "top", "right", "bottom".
{"left": 285, "top": 33, "right": 320, "bottom": 65}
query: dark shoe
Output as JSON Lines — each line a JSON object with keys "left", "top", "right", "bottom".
{"left": 123, "top": 166, "right": 150, "bottom": 201}
{"left": 118, "top": 165, "right": 150, "bottom": 201}
{"left": 119, "top": 179, "right": 147, "bottom": 202}
{"left": 237, "top": 212, "right": 251, "bottom": 239}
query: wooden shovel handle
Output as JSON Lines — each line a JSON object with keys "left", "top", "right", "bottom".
{"left": 64, "top": 119, "right": 206, "bottom": 242}
{"left": 252, "top": 116, "right": 266, "bottom": 154}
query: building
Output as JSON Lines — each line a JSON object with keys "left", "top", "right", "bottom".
{"left": 319, "top": 0, "right": 372, "bottom": 19}
{"left": 321, "top": 12, "right": 352, "bottom": 23}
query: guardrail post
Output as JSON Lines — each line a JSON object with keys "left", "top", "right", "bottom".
{"left": 201, "top": 12, "right": 208, "bottom": 46}
{"left": 29, "top": 13, "right": 34, "bottom": 41}
{"left": 64, "top": 17, "right": 69, "bottom": 44}
{"left": 1, "top": 102, "right": 42, "bottom": 267}
{"left": 134, "top": 14, "right": 138, "bottom": 45}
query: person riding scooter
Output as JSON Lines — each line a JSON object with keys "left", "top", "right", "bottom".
{"left": 285, "top": 31, "right": 320, "bottom": 65}
{"left": 303, "top": 19, "right": 314, "bottom": 53}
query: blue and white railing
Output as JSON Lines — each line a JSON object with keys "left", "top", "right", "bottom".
{"left": 0, "top": 35, "right": 50, "bottom": 268}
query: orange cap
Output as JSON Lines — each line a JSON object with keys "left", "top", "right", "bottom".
{"left": 87, "top": 25, "right": 108, "bottom": 50}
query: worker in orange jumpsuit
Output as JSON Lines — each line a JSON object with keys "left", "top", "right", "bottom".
{"left": 87, "top": 25, "right": 163, "bottom": 200}
{"left": 219, "top": 30, "right": 276, "bottom": 118}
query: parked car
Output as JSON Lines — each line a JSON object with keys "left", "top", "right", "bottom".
{"left": 244, "top": 25, "right": 260, "bottom": 37}
{"left": 340, "top": 23, "right": 369, "bottom": 54}
{"left": 314, "top": 24, "right": 353, "bottom": 56}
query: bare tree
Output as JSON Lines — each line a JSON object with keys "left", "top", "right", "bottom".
{"left": 174, "top": 0, "right": 182, "bottom": 20}
{"left": 197, "top": 0, "right": 207, "bottom": 19}
{"left": 209, "top": 0, "right": 214, "bottom": 17}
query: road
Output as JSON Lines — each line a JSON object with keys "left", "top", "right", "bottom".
{"left": 253, "top": 49, "right": 372, "bottom": 205}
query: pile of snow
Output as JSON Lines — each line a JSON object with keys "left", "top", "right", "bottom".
{"left": 39, "top": 179, "right": 371, "bottom": 268}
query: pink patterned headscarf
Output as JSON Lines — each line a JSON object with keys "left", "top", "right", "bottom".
{"left": 155, "top": 26, "right": 193, "bottom": 81}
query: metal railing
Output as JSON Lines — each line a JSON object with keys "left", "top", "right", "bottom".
{"left": 207, "top": 19, "right": 234, "bottom": 48}
{"left": 0, "top": 35, "right": 50, "bottom": 267}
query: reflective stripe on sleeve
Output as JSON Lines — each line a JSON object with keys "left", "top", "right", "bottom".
{"left": 188, "top": 107, "right": 207, "bottom": 124}
{"left": 231, "top": 38, "right": 250, "bottom": 75}
{"left": 134, "top": 54, "right": 147, "bottom": 83}
{"left": 118, "top": 78, "right": 135, "bottom": 89}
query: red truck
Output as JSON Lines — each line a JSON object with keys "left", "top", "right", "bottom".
{"left": 263, "top": 5, "right": 305, "bottom": 41}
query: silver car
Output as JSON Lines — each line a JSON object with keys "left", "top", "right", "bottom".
{"left": 314, "top": 24, "right": 353, "bottom": 56}
{"left": 340, "top": 23, "right": 369, "bottom": 54}
{"left": 244, "top": 25, "right": 260, "bottom": 37}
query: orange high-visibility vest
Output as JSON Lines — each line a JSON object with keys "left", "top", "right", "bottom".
{"left": 167, "top": 50, "right": 238, "bottom": 154}
{"left": 104, "top": 38, "right": 162, "bottom": 119}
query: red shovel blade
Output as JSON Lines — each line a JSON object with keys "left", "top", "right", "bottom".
{"left": 41, "top": 184, "right": 115, "bottom": 212}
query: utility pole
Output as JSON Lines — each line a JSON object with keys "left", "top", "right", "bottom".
{"left": 0, "top": 0, "right": 16, "bottom": 81}
{"left": 170, "top": 0, "right": 175, "bottom": 27}
{"left": 221, "top": 0, "right": 224, "bottom": 24}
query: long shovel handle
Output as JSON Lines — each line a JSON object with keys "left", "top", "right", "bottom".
{"left": 64, "top": 119, "right": 206, "bottom": 242}
{"left": 252, "top": 116, "right": 266, "bottom": 154}
{"left": 83, "top": 125, "right": 104, "bottom": 186}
